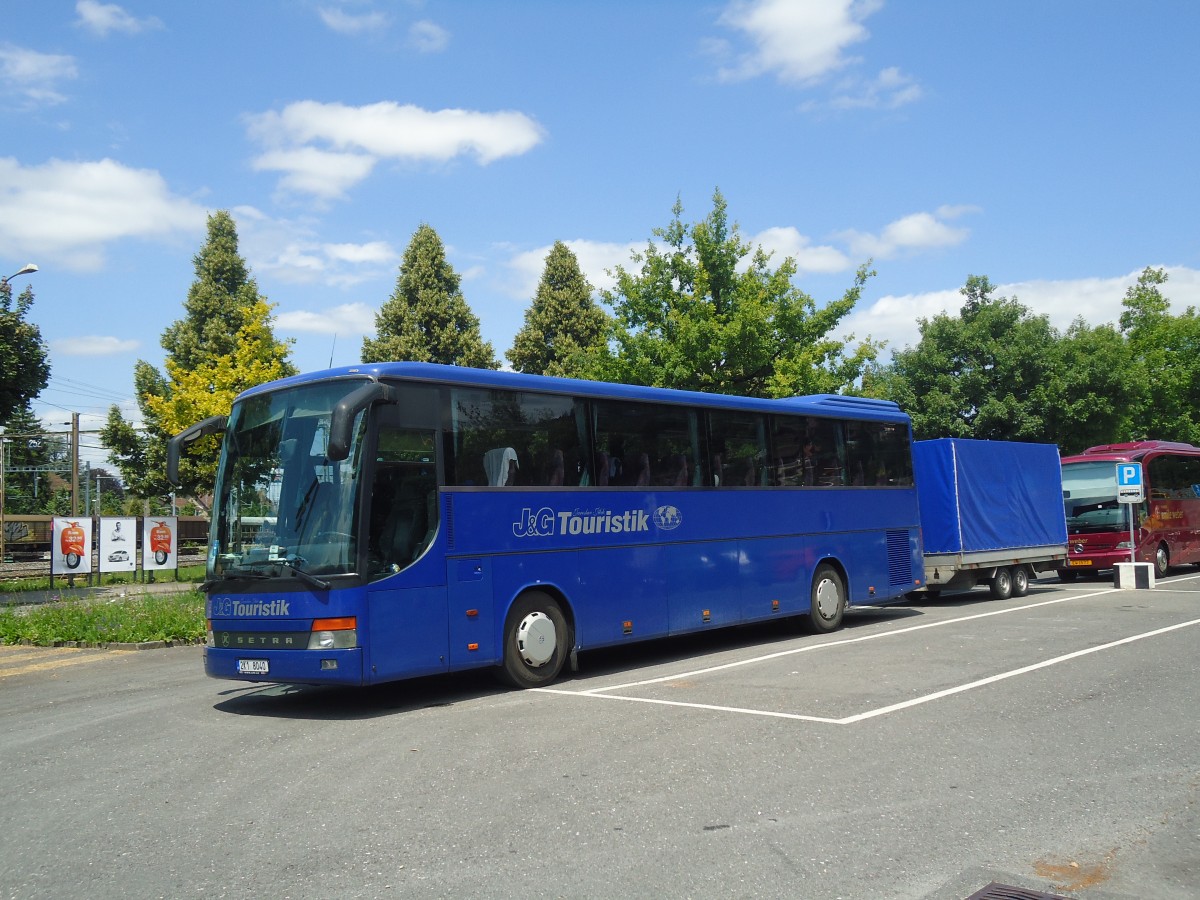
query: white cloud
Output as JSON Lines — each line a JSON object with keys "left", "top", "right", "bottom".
{"left": 251, "top": 147, "right": 376, "bottom": 201}
{"left": 50, "top": 335, "right": 140, "bottom": 356}
{"left": 504, "top": 239, "right": 641, "bottom": 301}
{"left": 246, "top": 101, "right": 545, "bottom": 198}
{"left": 829, "top": 65, "right": 922, "bottom": 110}
{"left": 276, "top": 302, "right": 377, "bottom": 335}
{"left": 233, "top": 208, "right": 397, "bottom": 286}
{"left": 716, "top": 0, "right": 882, "bottom": 85}
{"left": 749, "top": 226, "right": 851, "bottom": 273}
{"left": 318, "top": 6, "right": 390, "bottom": 35}
{"left": 838, "top": 206, "right": 977, "bottom": 260}
{"left": 839, "top": 266, "right": 1200, "bottom": 356}
{"left": 0, "top": 157, "right": 208, "bottom": 269}
{"left": 409, "top": 20, "right": 450, "bottom": 53}
{"left": 323, "top": 241, "right": 396, "bottom": 265}
{"left": 74, "top": 1, "right": 164, "bottom": 37}
{"left": 0, "top": 45, "right": 78, "bottom": 105}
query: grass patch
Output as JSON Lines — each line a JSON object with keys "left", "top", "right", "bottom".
{"left": 0, "top": 564, "right": 206, "bottom": 595}
{"left": 0, "top": 590, "right": 206, "bottom": 646}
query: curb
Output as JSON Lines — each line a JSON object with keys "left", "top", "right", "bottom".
{"left": 19, "top": 638, "right": 204, "bottom": 651}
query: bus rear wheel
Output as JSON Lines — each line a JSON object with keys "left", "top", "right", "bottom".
{"left": 501, "top": 591, "right": 571, "bottom": 689}
{"left": 808, "top": 563, "right": 845, "bottom": 633}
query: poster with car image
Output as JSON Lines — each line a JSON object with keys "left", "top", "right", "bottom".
{"left": 99, "top": 517, "right": 137, "bottom": 572}
{"left": 51, "top": 517, "right": 94, "bottom": 575}
{"left": 142, "top": 517, "right": 178, "bottom": 570}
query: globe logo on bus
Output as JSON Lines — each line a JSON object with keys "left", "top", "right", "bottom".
{"left": 653, "top": 505, "right": 683, "bottom": 530}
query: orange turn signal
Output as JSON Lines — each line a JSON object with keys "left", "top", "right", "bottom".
{"left": 312, "top": 616, "right": 356, "bottom": 631}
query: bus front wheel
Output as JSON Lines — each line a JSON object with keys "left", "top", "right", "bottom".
{"left": 808, "top": 564, "right": 845, "bottom": 633}
{"left": 501, "top": 591, "right": 571, "bottom": 689}
{"left": 1154, "top": 544, "right": 1169, "bottom": 578}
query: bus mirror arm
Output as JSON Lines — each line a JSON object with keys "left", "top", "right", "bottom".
{"left": 167, "top": 415, "right": 228, "bottom": 487}
{"left": 328, "top": 381, "right": 397, "bottom": 461}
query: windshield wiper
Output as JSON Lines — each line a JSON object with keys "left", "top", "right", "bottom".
{"left": 224, "top": 558, "right": 332, "bottom": 591}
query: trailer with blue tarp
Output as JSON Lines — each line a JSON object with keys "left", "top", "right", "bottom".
{"left": 912, "top": 438, "right": 1068, "bottom": 599}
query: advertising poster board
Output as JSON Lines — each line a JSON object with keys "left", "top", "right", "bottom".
{"left": 99, "top": 517, "right": 137, "bottom": 573}
{"left": 52, "top": 517, "right": 94, "bottom": 575}
{"left": 142, "top": 517, "right": 178, "bottom": 571}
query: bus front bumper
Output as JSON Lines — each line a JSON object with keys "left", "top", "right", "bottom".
{"left": 204, "top": 646, "right": 365, "bottom": 686}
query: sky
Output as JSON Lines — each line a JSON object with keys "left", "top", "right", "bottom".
{"left": 3, "top": 0, "right": 1199, "bottom": 470}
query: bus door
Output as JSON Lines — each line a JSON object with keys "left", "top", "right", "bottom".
{"left": 363, "top": 419, "right": 450, "bottom": 683}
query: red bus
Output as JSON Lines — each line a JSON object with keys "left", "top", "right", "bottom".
{"left": 1059, "top": 440, "right": 1200, "bottom": 579}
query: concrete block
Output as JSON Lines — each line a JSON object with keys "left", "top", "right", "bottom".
{"left": 1114, "top": 562, "right": 1155, "bottom": 590}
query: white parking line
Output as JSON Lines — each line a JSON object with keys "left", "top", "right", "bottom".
{"left": 535, "top": 587, "right": 1198, "bottom": 725}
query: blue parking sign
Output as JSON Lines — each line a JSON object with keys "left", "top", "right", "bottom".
{"left": 1116, "top": 462, "right": 1143, "bottom": 502}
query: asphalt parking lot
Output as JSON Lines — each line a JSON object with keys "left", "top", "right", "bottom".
{"left": 2, "top": 572, "right": 1198, "bottom": 899}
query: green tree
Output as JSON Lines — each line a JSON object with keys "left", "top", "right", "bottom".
{"left": 0, "top": 402, "right": 52, "bottom": 514}
{"left": 0, "top": 280, "right": 51, "bottom": 427}
{"left": 101, "top": 211, "right": 296, "bottom": 508}
{"left": 1045, "top": 318, "right": 1142, "bottom": 454}
{"left": 362, "top": 224, "right": 498, "bottom": 368}
{"left": 592, "top": 190, "right": 879, "bottom": 397}
{"left": 875, "top": 275, "right": 1063, "bottom": 442}
{"left": 1119, "top": 267, "right": 1200, "bottom": 444}
{"left": 508, "top": 241, "right": 608, "bottom": 376}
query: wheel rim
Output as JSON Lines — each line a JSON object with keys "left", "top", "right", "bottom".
{"left": 814, "top": 576, "right": 841, "bottom": 620}
{"left": 1156, "top": 545, "right": 1168, "bottom": 575}
{"left": 516, "top": 611, "right": 557, "bottom": 667}
{"left": 1013, "top": 568, "right": 1028, "bottom": 592}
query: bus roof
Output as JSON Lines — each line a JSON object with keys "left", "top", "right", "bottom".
{"left": 234, "top": 362, "right": 910, "bottom": 423}
{"left": 1062, "top": 440, "right": 1200, "bottom": 464}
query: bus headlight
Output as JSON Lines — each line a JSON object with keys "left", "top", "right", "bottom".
{"left": 307, "top": 616, "right": 357, "bottom": 650}
{"left": 1115, "top": 541, "right": 1134, "bottom": 550}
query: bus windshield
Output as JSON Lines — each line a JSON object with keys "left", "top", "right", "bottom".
{"left": 210, "top": 380, "right": 369, "bottom": 582}
{"left": 1061, "top": 461, "right": 1123, "bottom": 532}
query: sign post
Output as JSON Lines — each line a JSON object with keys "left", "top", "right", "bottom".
{"left": 1116, "top": 463, "right": 1144, "bottom": 566}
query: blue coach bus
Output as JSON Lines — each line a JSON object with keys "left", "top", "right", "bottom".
{"left": 168, "top": 363, "right": 922, "bottom": 689}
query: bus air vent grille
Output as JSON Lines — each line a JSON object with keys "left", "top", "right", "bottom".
{"left": 443, "top": 495, "right": 455, "bottom": 550}
{"left": 886, "top": 530, "right": 910, "bottom": 586}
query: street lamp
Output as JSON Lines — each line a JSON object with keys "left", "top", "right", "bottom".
{"left": 1, "top": 263, "right": 38, "bottom": 286}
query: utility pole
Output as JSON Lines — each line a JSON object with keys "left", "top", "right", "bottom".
{"left": 1, "top": 436, "right": 6, "bottom": 566}
{"left": 71, "top": 412, "right": 79, "bottom": 516}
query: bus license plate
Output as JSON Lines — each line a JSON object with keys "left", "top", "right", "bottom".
{"left": 1067, "top": 559, "right": 1093, "bottom": 567}
{"left": 237, "top": 659, "right": 269, "bottom": 675}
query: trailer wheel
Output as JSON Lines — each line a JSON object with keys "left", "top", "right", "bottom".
{"left": 1011, "top": 566, "right": 1030, "bottom": 597}
{"left": 809, "top": 563, "right": 846, "bottom": 633}
{"left": 989, "top": 567, "right": 1014, "bottom": 600}
{"left": 500, "top": 591, "right": 571, "bottom": 689}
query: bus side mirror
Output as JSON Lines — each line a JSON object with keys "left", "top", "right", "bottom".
{"left": 328, "top": 382, "right": 396, "bottom": 461}
{"left": 167, "top": 415, "right": 228, "bottom": 487}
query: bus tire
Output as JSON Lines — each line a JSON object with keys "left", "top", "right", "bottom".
{"left": 989, "top": 567, "right": 1014, "bottom": 600}
{"left": 501, "top": 591, "right": 571, "bottom": 689}
{"left": 1154, "top": 543, "right": 1169, "bottom": 578}
{"left": 808, "top": 563, "right": 845, "bottom": 633}
{"left": 1011, "top": 566, "right": 1030, "bottom": 597}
